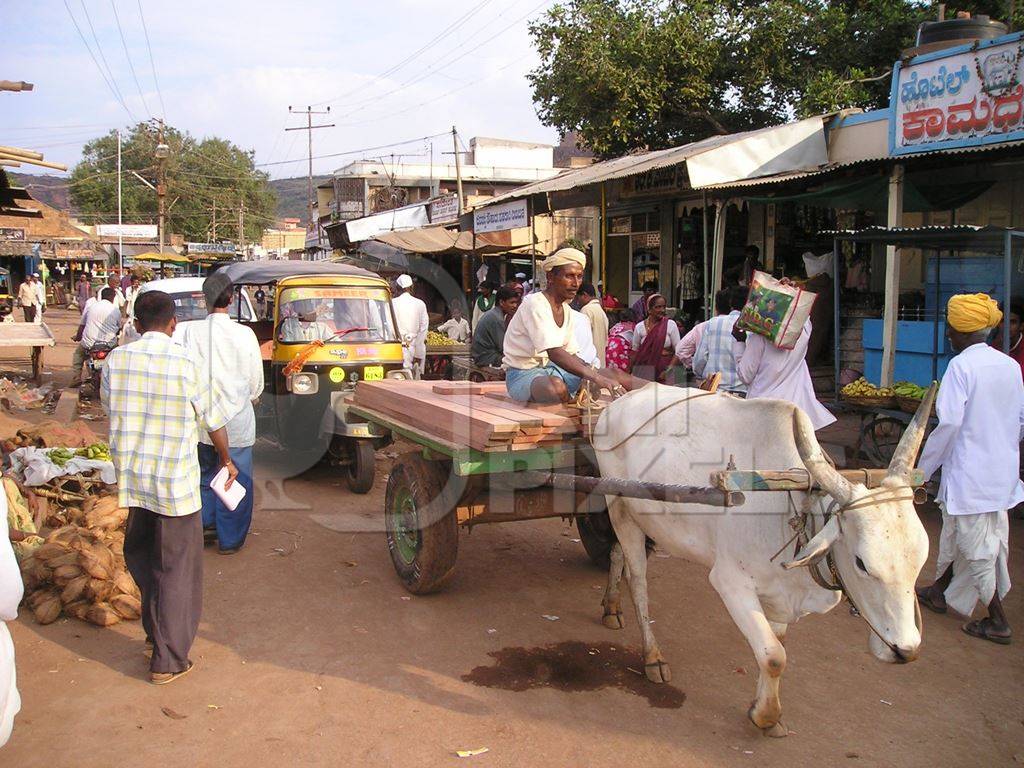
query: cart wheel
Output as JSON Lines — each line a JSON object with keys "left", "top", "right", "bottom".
{"left": 862, "top": 416, "right": 904, "bottom": 467}
{"left": 385, "top": 453, "right": 458, "bottom": 594}
{"left": 346, "top": 440, "right": 376, "bottom": 494}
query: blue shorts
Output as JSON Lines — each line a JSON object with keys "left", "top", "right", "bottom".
{"left": 506, "top": 363, "right": 582, "bottom": 402}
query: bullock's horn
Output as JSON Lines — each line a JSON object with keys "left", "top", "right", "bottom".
{"left": 793, "top": 408, "right": 854, "bottom": 505}
{"left": 887, "top": 382, "right": 938, "bottom": 483}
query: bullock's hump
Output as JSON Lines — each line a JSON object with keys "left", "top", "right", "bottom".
{"left": 592, "top": 384, "right": 715, "bottom": 452}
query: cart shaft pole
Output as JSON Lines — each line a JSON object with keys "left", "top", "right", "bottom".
{"left": 517, "top": 471, "right": 743, "bottom": 507}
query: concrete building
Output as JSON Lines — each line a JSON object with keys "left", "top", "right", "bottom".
{"left": 261, "top": 218, "right": 306, "bottom": 257}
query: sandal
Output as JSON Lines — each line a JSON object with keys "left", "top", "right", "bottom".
{"left": 151, "top": 660, "right": 195, "bottom": 685}
{"left": 916, "top": 586, "right": 947, "bottom": 615}
{"left": 962, "top": 618, "right": 1011, "bottom": 646}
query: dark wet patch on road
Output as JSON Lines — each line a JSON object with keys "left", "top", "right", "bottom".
{"left": 461, "top": 641, "right": 685, "bottom": 709}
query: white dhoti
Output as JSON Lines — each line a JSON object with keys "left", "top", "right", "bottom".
{"left": 935, "top": 507, "right": 1010, "bottom": 618}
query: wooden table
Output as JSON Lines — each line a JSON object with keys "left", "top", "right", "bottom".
{"left": 0, "top": 322, "right": 55, "bottom": 383}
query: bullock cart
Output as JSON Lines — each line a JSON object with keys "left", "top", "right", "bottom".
{"left": 347, "top": 379, "right": 920, "bottom": 594}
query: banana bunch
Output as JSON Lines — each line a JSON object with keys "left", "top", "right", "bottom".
{"left": 75, "top": 442, "right": 112, "bottom": 462}
{"left": 46, "top": 447, "right": 75, "bottom": 468}
{"left": 841, "top": 377, "right": 894, "bottom": 398}
{"left": 427, "top": 330, "right": 459, "bottom": 346}
{"left": 893, "top": 381, "right": 928, "bottom": 400}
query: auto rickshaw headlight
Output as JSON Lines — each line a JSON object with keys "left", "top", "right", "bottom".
{"left": 290, "top": 372, "right": 319, "bottom": 395}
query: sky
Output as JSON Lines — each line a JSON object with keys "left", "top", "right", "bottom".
{"left": 2, "top": 0, "right": 560, "bottom": 179}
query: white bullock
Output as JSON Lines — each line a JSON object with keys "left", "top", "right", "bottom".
{"left": 592, "top": 383, "right": 934, "bottom": 737}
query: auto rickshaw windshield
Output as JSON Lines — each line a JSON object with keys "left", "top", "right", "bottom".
{"left": 277, "top": 285, "right": 398, "bottom": 344}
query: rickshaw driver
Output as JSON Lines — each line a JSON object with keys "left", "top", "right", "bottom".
{"left": 279, "top": 298, "right": 334, "bottom": 342}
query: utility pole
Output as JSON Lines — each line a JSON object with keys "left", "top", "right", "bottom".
{"left": 116, "top": 129, "right": 123, "bottom": 273}
{"left": 286, "top": 106, "right": 334, "bottom": 241}
{"left": 211, "top": 203, "right": 217, "bottom": 241}
{"left": 237, "top": 193, "right": 245, "bottom": 253}
{"left": 153, "top": 119, "right": 169, "bottom": 254}
{"left": 452, "top": 126, "right": 464, "bottom": 213}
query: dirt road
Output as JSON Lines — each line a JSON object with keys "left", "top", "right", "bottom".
{"left": 3, "top": 309, "right": 1023, "bottom": 767}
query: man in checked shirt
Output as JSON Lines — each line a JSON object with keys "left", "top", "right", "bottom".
{"left": 102, "top": 290, "right": 238, "bottom": 685}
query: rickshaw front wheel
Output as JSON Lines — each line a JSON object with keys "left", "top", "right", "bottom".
{"left": 346, "top": 439, "right": 376, "bottom": 494}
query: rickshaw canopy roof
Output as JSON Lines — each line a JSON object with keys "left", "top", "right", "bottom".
{"left": 220, "top": 260, "right": 379, "bottom": 285}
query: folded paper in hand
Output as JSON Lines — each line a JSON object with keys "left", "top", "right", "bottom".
{"left": 211, "top": 466, "right": 245, "bottom": 512}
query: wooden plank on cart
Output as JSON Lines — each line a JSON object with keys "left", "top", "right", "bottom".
{"left": 431, "top": 381, "right": 506, "bottom": 396}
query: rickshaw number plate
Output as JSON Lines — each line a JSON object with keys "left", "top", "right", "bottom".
{"left": 363, "top": 365, "right": 384, "bottom": 381}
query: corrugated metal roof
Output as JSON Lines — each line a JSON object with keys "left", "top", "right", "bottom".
{"left": 823, "top": 225, "right": 1023, "bottom": 249}
{"left": 700, "top": 139, "right": 1024, "bottom": 192}
{"left": 472, "top": 118, "right": 831, "bottom": 208}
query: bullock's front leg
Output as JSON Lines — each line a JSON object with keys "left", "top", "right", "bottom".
{"left": 609, "top": 502, "right": 670, "bottom": 683}
{"left": 602, "top": 542, "right": 626, "bottom": 629}
{"left": 709, "top": 568, "right": 788, "bottom": 738}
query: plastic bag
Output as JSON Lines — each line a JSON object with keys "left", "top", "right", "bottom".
{"left": 736, "top": 270, "right": 817, "bottom": 350}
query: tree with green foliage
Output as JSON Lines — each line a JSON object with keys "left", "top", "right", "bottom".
{"left": 70, "top": 123, "right": 277, "bottom": 244}
{"left": 529, "top": 0, "right": 1022, "bottom": 157}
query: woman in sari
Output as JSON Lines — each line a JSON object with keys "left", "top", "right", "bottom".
{"left": 605, "top": 309, "right": 636, "bottom": 372}
{"left": 631, "top": 293, "right": 681, "bottom": 382}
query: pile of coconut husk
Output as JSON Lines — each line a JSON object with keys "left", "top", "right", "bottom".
{"left": 19, "top": 495, "right": 141, "bottom": 627}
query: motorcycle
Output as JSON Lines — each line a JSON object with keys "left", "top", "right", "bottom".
{"left": 87, "top": 341, "right": 117, "bottom": 394}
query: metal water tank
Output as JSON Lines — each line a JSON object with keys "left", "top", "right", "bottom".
{"left": 916, "top": 14, "right": 1008, "bottom": 47}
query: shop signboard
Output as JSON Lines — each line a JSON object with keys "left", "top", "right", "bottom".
{"left": 186, "top": 242, "right": 236, "bottom": 254}
{"left": 473, "top": 199, "right": 528, "bottom": 234}
{"left": 96, "top": 223, "right": 158, "bottom": 238}
{"left": 428, "top": 193, "right": 459, "bottom": 224}
{"left": 620, "top": 165, "right": 687, "bottom": 197}
{"left": 890, "top": 32, "right": 1024, "bottom": 156}
{"left": 0, "top": 228, "right": 25, "bottom": 241}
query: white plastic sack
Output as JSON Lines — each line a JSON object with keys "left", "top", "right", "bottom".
{"left": 9, "top": 447, "right": 116, "bottom": 487}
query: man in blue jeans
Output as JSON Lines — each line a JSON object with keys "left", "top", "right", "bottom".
{"left": 503, "top": 247, "right": 636, "bottom": 404}
{"left": 182, "top": 272, "right": 264, "bottom": 554}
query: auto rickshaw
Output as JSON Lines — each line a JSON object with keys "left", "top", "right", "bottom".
{"left": 220, "top": 261, "right": 406, "bottom": 493}
{"left": 0, "top": 268, "right": 13, "bottom": 311}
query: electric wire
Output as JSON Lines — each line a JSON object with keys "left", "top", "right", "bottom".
{"left": 110, "top": 0, "right": 152, "bottom": 118}
{"left": 62, "top": 0, "right": 135, "bottom": 121}
{"left": 136, "top": 0, "right": 167, "bottom": 119}
{"left": 78, "top": 0, "right": 136, "bottom": 121}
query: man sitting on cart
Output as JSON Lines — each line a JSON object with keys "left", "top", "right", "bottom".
{"left": 502, "top": 247, "right": 637, "bottom": 404}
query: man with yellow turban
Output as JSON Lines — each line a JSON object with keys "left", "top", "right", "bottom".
{"left": 917, "top": 293, "right": 1024, "bottom": 644}
{"left": 503, "top": 247, "right": 637, "bottom": 403}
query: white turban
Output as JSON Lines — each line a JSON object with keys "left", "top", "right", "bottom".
{"left": 541, "top": 247, "right": 586, "bottom": 273}
{"left": 396, "top": 274, "right": 413, "bottom": 289}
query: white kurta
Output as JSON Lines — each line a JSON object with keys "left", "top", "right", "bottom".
{"left": 392, "top": 292, "right": 429, "bottom": 370}
{"left": 918, "top": 343, "right": 1024, "bottom": 515}
{"left": 572, "top": 308, "right": 598, "bottom": 366}
{"left": 735, "top": 319, "right": 835, "bottom": 431}
{"left": 0, "top": 490, "right": 23, "bottom": 747}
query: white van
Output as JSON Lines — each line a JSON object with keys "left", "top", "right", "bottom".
{"left": 122, "top": 276, "right": 256, "bottom": 344}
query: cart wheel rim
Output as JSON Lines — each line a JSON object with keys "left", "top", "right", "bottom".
{"left": 389, "top": 486, "right": 420, "bottom": 565}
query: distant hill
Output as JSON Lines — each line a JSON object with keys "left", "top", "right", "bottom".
{"left": 8, "top": 171, "right": 326, "bottom": 228}
{"left": 269, "top": 175, "right": 331, "bottom": 225}
{"left": 7, "top": 173, "right": 73, "bottom": 213}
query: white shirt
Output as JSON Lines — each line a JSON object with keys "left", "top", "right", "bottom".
{"left": 124, "top": 286, "right": 141, "bottom": 317}
{"left": 735, "top": 319, "right": 836, "bottom": 431}
{"left": 503, "top": 291, "right": 578, "bottom": 370}
{"left": 182, "top": 313, "right": 265, "bottom": 448}
{"left": 0, "top": 490, "right": 23, "bottom": 748}
{"left": 632, "top": 317, "right": 681, "bottom": 352}
{"left": 437, "top": 317, "right": 470, "bottom": 343}
{"left": 17, "top": 281, "right": 37, "bottom": 308}
{"left": 572, "top": 308, "right": 598, "bottom": 366}
{"left": 34, "top": 281, "right": 46, "bottom": 307}
{"left": 280, "top": 316, "right": 333, "bottom": 343}
{"left": 96, "top": 285, "right": 126, "bottom": 312}
{"left": 392, "top": 291, "right": 429, "bottom": 364}
{"left": 80, "top": 298, "right": 121, "bottom": 348}
{"left": 580, "top": 299, "right": 608, "bottom": 367}
{"left": 676, "top": 319, "right": 708, "bottom": 367}
{"left": 918, "top": 343, "right": 1024, "bottom": 515}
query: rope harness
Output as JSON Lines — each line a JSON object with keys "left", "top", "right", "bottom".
{"left": 771, "top": 485, "right": 918, "bottom": 654}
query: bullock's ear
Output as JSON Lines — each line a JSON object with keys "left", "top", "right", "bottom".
{"left": 782, "top": 516, "right": 842, "bottom": 570}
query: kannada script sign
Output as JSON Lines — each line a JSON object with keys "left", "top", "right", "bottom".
{"left": 473, "top": 199, "right": 528, "bottom": 234}
{"left": 891, "top": 32, "right": 1024, "bottom": 155}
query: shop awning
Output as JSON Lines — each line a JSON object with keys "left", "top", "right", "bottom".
{"left": 133, "top": 251, "right": 189, "bottom": 264}
{"left": 471, "top": 115, "right": 830, "bottom": 210}
{"left": 826, "top": 225, "right": 1024, "bottom": 250}
{"left": 742, "top": 174, "right": 993, "bottom": 212}
{"left": 372, "top": 226, "right": 532, "bottom": 255}
{"left": 345, "top": 203, "right": 430, "bottom": 242}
